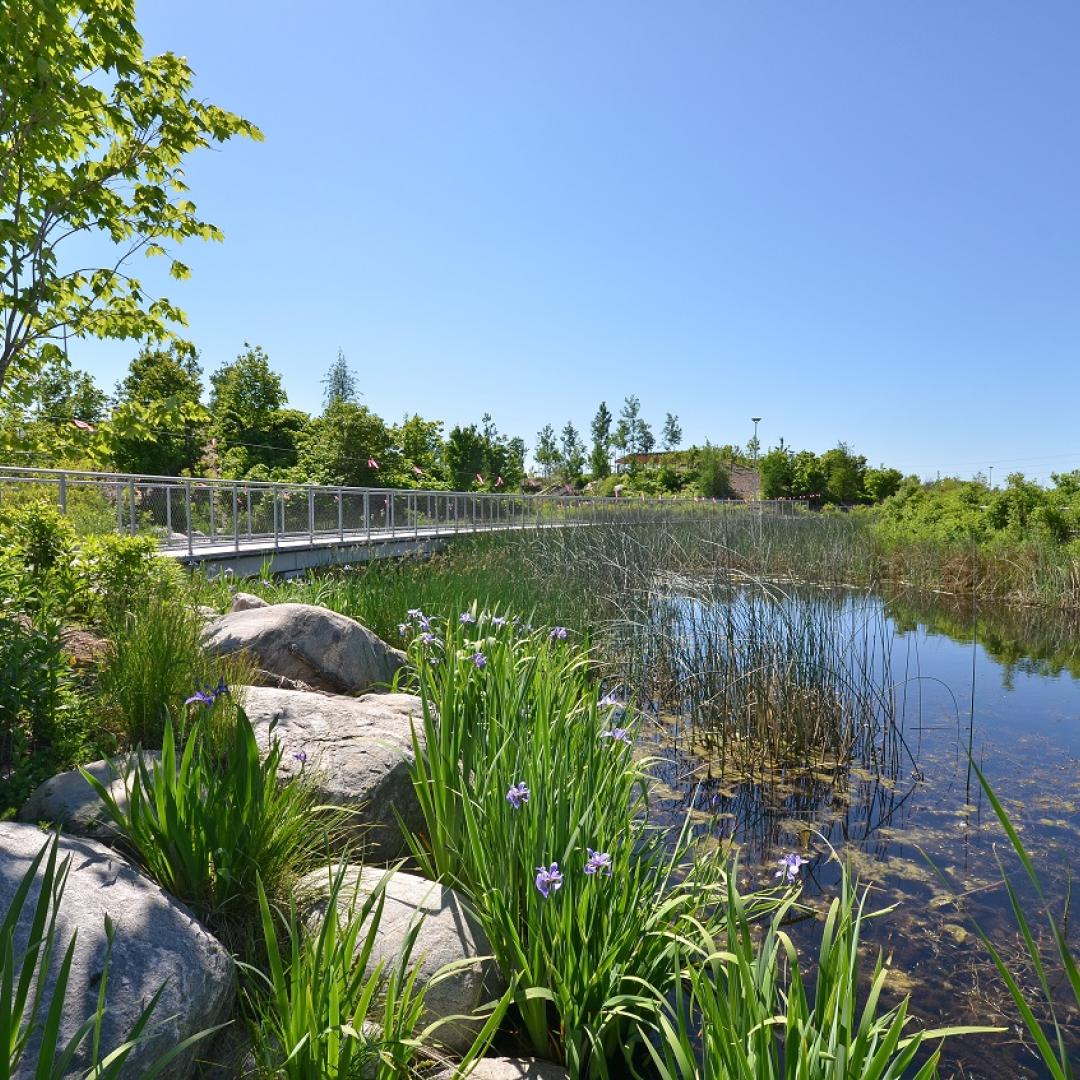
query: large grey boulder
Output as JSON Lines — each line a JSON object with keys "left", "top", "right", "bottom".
{"left": 241, "top": 686, "right": 425, "bottom": 860}
{"left": 203, "top": 603, "right": 405, "bottom": 693}
{"left": 0, "top": 822, "right": 233, "bottom": 1080}
{"left": 432, "top": 1060, "right": 569, "bottom": 1080}
{"left": 298, "top": 866, "right": 504, "bottom": 1056}
{"left": 229, "top": 591, "right": 268, "bottom": 612}
{"left": 18, "top": 753, "right": 159, "bottom": 841}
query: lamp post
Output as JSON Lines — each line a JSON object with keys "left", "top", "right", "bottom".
{"left": 750, "top": 417, "right": 762, "bottom": 463}
{"left": 988, "top": 465, "right": 993, "bottom": 490}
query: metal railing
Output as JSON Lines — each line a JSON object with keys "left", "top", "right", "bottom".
{"left": 0, "top": 466, "right": 804, "bottom": 557}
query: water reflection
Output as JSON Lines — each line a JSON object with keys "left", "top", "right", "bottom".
{"left": 631, "top": 583, "right": 1080, "bottom": 1078}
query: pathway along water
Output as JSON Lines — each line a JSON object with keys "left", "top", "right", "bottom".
{"left": 629, "top": 582, "right": 1080, "bottom": 1078}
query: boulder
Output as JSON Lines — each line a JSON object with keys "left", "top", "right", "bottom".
{"left": 0, "top": 822, "right": 233, "bottom": 1080}
{"left": 229, "top": 591, "right": 268, "bottom": 612}
{"left": 203, "top": 603, "right": 406, "bottom": 694}
{"left": 298, "top": 865, "right": 504, "bottom": 1056}
{"left": 240, "top": 686, "right": 424, "bottom": 859}
{"left": 432, "top": 1060, "right": 569, "bottom": 1080}
{"left": 18, "top": 753, "right": 159, "bottom": 841}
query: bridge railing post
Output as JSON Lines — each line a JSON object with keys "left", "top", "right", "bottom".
{"left": 232, "top": 484, "right": 240, "bottom": 553}
{"left": 184, "top": 480, "right": 193, "bottom": 557}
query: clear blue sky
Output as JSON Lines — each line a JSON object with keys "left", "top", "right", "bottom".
{"left": 75, "top": 1, "right": 1080, "bottom": 481}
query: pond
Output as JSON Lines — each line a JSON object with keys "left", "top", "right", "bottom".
{"left": 629, "top": 582, "right": 1080, "bottom": 1078}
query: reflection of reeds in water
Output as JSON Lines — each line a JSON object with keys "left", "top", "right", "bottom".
{"left": 619, "top": 582, "right": 903, "bottom": 777}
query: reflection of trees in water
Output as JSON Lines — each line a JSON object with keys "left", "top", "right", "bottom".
{"left": 887, "top": 587, "right": 1080, "bottom": 685}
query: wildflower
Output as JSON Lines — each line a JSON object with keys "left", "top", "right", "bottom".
{"left": 599, "top": 691, "right": 620, "bottom": 708}
{"left": 398, "top": 623, "right": 409, "bottom": 638}
{"left": 185, "top": 678, "right": 229, "bottom": 708}
{"left": 535, "top": 863, "right": 563, "bottom": 899}
{"left": 472, "top": 651, "right": 487, "bottom": 669}
{"left": 491, "top": 616, "right": 507, "bottom": 628}
{"left": 368, "top": 457, "right": 380, "bottom": 470}
{"left": 549, "top": 626, "right": 569, "bottom": 641}
{"left": 260, "top": 579, "right": 273, "bottom": 587}
{"left": 584, "top": 849, "right": 612, "bottom": 877}
{"left": 292, "top": 750, "right": 308, "bottom": 766}
{"left": 419, "top": 632, "right": 440, "bottom": 646}
{"left": 223, "top": 567, "right": 234, "bottom": 577}
{"left": 506, "top": 782, "right": 530, "bottom": 809}
{"left": 775, "top": 853, "right": 809, "bottom": 885}
{"left": 407, "top": 608, "right": 424, "bottom": 620}
{"left": 459, "top": 612, "right": 476, "bottom": 624}
{"left": 601, "top": 727, "right": 632, "bottom": 745}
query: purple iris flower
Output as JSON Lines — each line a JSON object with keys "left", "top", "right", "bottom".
{"left": 601, "top": 727, "right": 632, "bottom": 745}
{"left": 584, "top": 849, "right": 612, "bottom": 877}
{"left": 459, "top": 612, "right": 476, "bottom": 624}
{"left": 775, "top": 853, "right": 810, "bottom": 884}
{"left": 472, "top": 652, "right": 487, "bottom": 669}
{"left": 292, "top": 750, "right": 308, "bottom": 766}
{"left": 407, "top": 608, "right": 424, "bottom": 620}
{"left": 185, "top": 678, "right": 230, "bottom": 708}
{"left": 535, "top": 863, "right": 563, "bottom": 899}
{"left": 599, "top": 691, "right": 620, "bottom": 708}
{"left": 549, "top": 626, "right": 569, "bottom": 641}
{"left": 491, "top": 616, "right": 507, "bottom": 628}
{"left": 506, "top": 781, "right": 530, "bottom": 808}
{"left": 419, "top": 632, "right": 440, "bottom": 646}
{"left": 398, "top": 623, "right": 409, "bottom": 638}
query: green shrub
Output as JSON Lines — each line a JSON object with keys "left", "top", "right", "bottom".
{"left": 73, "top": 534, "right": 184, "bottom": 625}
{"left": 0, "top": 606, "right": 91, "bottom": 815}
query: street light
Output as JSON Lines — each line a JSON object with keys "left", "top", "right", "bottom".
{"left": 988, "top": 465, "right": 993, "bottom": 489}
{"left": 750, "top": 417, "right": 762, "bottom": 463}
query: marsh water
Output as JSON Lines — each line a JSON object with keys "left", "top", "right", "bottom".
{"left": 633, "top": 583, "right": 1080, "bottom": 1078}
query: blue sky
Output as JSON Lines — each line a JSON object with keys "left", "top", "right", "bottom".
{"left": 74, "top": 2, "right": 1080, "bottom": 480}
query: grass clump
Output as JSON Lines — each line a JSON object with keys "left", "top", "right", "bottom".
{"left": 82, "top": 701, "right": 333, "bottom": 954}
{"left": 400, "top": 608, "right": 776, "bottom": 1075}
{"left": 243, "top": 864, "right": 506, "bottom": 1079}
{"left": 645, "top": 859, "right": 992, "bottom": 1080}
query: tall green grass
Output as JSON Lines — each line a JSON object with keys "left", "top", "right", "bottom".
{"left": 620, "top": 582, "right": 900, "bottom": 772}
{"left": 243, "top": 864, "right": 507, "bottom": 1078}
{"left": 399, "top": 609, "right": 777, "bottom": 1075}
{"left": 82, "top": 704, "right": 335, "bottom": 953}
{"left": 643, "top": 858, "right": 992, "bottom": 1080}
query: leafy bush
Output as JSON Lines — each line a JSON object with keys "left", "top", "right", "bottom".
{"left": 0, "top": 605, "right": 91, "bottom": 815}
{"left": 83, "top": 704, "right": 333, "bottom": 951}
{"left": 73, "top": 533, "right": 184, "bottom": 624}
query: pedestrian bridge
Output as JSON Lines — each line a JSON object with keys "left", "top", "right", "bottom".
{"left": 0, "top": 466, "right": 798, "bottom": 577}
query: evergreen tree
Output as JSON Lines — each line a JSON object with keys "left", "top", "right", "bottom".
{"left": 560, "top": 421, "right": 586, "bottom": 482}
{"left": 590, "top": 401, "right": 613, "bottom": 478}
{"left": 662, "top": 413, "right": 682, "bottom": 451}
{"left": 322, "top": 348, "right": 358, "bottom": 408}
{"left": 535, "top": 424, "right": 561, "bottom": 478}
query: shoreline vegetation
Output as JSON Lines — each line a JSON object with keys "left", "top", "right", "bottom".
{"left": 2, "top": 497, "right": 1079, "bottom": 1076}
